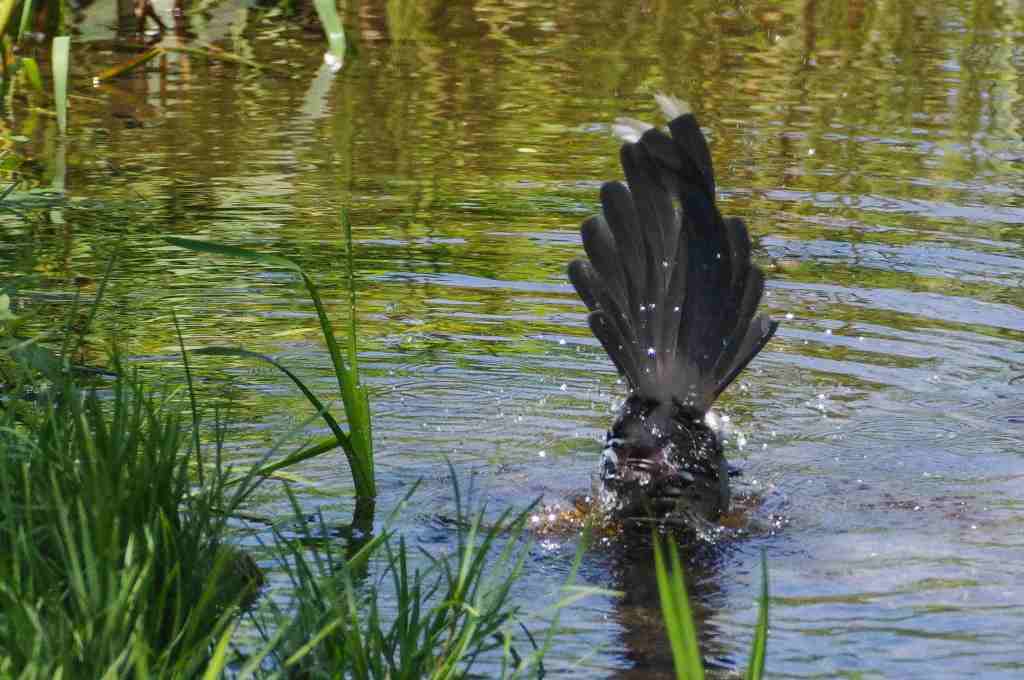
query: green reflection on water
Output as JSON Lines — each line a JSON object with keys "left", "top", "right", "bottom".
{"left": 3, "top": 1, "right": 1024, "bottom": 677}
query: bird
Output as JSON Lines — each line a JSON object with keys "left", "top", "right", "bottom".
{"left": 568, "top": 95, "right": 778, "bottom": 531}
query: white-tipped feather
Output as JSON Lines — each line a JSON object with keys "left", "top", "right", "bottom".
{"left": 573, "top": 96, "right": 777, "bottom": 413}
{"left": 654, "top": 93, "right": 690, "bottom": 120}
{"left": 612, "top": 117, "right": 653, "bottom": 143}
{"left": 612, "top": 96, "right": 690, "bottom": 143}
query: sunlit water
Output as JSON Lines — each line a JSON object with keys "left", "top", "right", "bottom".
{"left": 3, "top": 1, "right": 1023, "bottom": 676}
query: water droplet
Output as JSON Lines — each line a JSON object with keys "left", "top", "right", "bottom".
{"left": 558, "top": 338, "right": 566, "bottom": 345}
{"left": 538, "top": 450, "right": 546, "bottom": 458}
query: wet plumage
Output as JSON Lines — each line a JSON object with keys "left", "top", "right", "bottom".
{"left": 569, "top": 96, "right": 777, "bottom": 529}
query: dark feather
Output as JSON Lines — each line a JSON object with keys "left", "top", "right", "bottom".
{"left": 588, "top": 310, "right": 639, "bottom": 388}
{"left": 667, "top": 113, "right": 715, "bottom": 199}
{"left": 569, "top": 105, "right": 777, "bottom": 413}
{"left": 569, "top": 260, "right": 641, "bottom": 383}
{"left": 714, "top": 317, "right": 779, "bottom": 399}
{"left": 580, "top": 215, "right": 629, "bottom": 312}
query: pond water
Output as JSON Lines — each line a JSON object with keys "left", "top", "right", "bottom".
{"left": 3, "top": 0, "right": 1023, "bottom": 677}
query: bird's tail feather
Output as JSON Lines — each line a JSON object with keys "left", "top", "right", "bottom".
{"left": 569, "top": 100, "right": 777, "bottom": 413}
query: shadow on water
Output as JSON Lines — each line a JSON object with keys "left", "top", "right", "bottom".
{"left": 3, "top": 0, "right": 1024, "bottom": 677}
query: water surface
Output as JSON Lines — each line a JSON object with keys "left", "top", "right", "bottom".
{"left": 3, "top": 1, "right": 1023, "bottom": 677}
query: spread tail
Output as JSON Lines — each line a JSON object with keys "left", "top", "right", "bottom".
{"left": 569, "top": 97, "right": 777, "bottom": 413}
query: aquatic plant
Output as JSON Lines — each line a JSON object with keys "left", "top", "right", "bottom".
{"left": 654, "top": 536, "right": 768, "bottom": 680}
{"left": 0, "top": 355, "right": 267, "bottom": 675}
{"left": 0, "top": 265, "right": 582, "bottom": 677}
{"left": 0, "top": 256, "right": 322, "bottom": 675}
{"left": 312, "top": 0, "right": 346, "bottom": 68}
{"left": 165, "top": 211, "right": 376, "bottom": 518}
{"left": 51, "top": 36, "right": 69, "bottom": 133}
{"left": 248, "top": 473, "right": 575, "bottom": 679}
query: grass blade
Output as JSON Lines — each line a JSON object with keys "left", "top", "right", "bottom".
{"left": 191, "top": 346, "right": 368, "bottom": 493}
{"left": 165, "top": 235, "right": 375, "bottom": 499}
{"left": 52, "top": 36, "right": 70, "bottom": 134}
{"left": 21, "top": 57, "right": 44, "bottom": 93}
{"left": 653, "top": 536, "right": 704, "bottom": 680}
{"left": 161, "top": 44, "right": 289, "bottom": 75}
{"left": 312, "top": 0, "right": 346, "bottom": 67}
{"left": 746, "top": 552, "right": 769, "bottom": 680}
{"left": 202, "top": 621, "right": 237, "bottom": 680}
{"left": 164, "top": 237, "right": 301, "bottom": 272}
{"left": 0, "top": 0, "right": 17, "bottom": 41}
{"left": 17, "top": 0, "right": 33, "bottom": 41}
{"left": 173, "top": 311, "right": 204, "bottom": 485}
{"left": 94, "top": 47, "right": 162, "bottom": 83}
{"left": 223, "top": 434, "right": 341, "bottom": 487}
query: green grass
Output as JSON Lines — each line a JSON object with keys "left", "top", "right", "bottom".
{"left": 653, "top": 535, "right": 769, "bottom": 680}
{"left": 2, "top": 236, "right": 573, "bottom": 677}
{"left": 0, "top": 361, "right": 264, "bottom": 676}
{"left": 51, "top": 36, "right": 69, "bottom": 133}
{"left": 0, "top": 256, "right": 327, "bottom": 676}
{"left": 0, "top": 344, "right": 569, "bottom": 677}
{"left": 311, "top": 0, "right": 346, "bottom": 67}
{"left": 165, "top": 211, "right": 374, "bottom": 517}
{"left": 245, "top": 474, "right": 575, "bottom": 679}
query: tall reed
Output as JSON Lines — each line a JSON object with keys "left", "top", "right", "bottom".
{"left": 165, "top": 212, "right": 375, "bottom": 523}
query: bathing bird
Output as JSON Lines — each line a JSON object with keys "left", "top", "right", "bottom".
{"left": 568, "top": 95, "right": 777, "bottom": 529}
